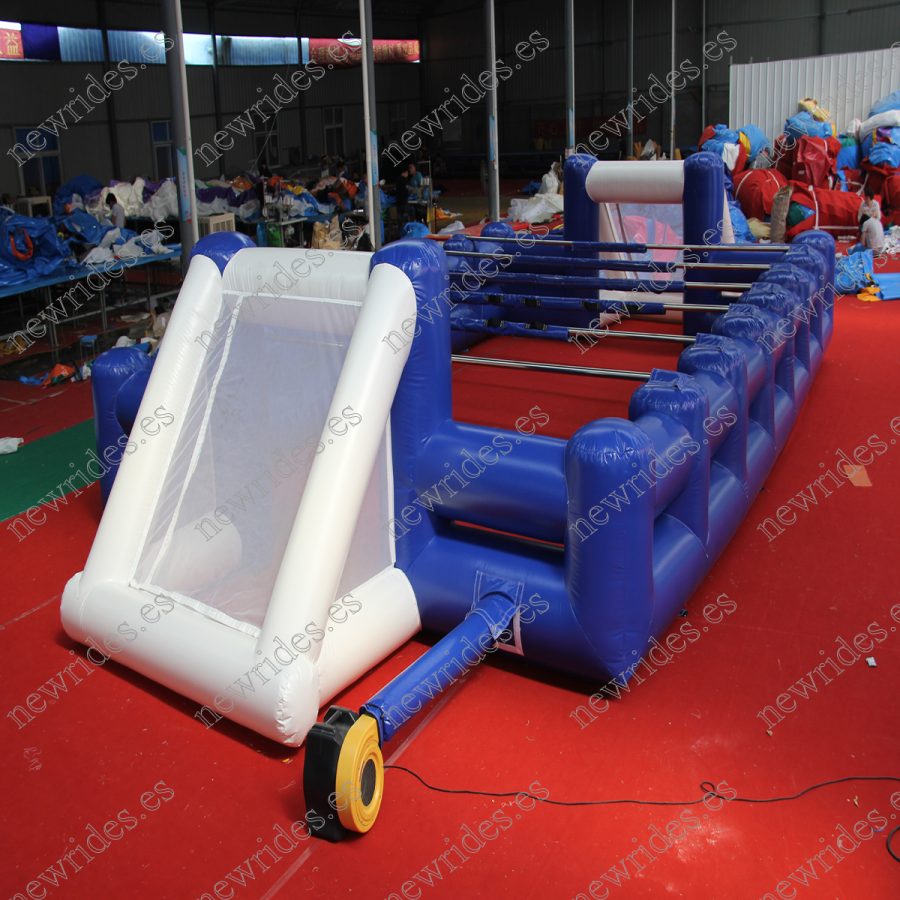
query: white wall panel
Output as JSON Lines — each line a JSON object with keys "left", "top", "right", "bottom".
{"left": 729, "top": 46, "right": 900, "bottom": 140}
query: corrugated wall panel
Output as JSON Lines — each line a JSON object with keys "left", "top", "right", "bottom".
{"left": 729, "top": 47, "right": 900, "bottom": 140}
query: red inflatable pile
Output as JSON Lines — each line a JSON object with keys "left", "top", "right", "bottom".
{"left": 733, "top": 170, "right": 787, "bottom": 220}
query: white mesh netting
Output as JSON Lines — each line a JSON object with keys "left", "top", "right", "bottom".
{"left": 132, "top": 289, "right": 392, "bottom": 632}
{"left": 606, "top": 202, "right": 684, "bottom": 282}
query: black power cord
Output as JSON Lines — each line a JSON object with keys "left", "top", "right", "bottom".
{"left": 385, "top": 765, "right": 900, "bottom": 861}
{"left": 888, "top": 825, "right": 900, "bottom": 863}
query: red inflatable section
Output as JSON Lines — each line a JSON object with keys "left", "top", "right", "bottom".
{"left": 791, "top": 136, "right": 841, "bottom": 187}
{"left": 882, "top": 173, "right": 900, "bottom": 223}
{"left": 733, "top": 169, "right": 787, "bottom": 220}
{"left": 785, "top": 182, "right": 862, "bottom": 238}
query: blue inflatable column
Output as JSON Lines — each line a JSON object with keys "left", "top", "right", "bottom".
{"left": 563, "top": 153, "right": 600, "bottom": 244}
{"left": 92, "top": 347, "right": 153, "bottom": 504}
{"left": 189, "top": 230, "right": 255, "bottom": 273}
{"left": 629, "top": 372, "right": 711, "bottom": 543}
{"left": 793, "top": 231, "right": 835, "bottom": 349}
{"left": 380, "top": 240, "right": 455, "bottom": 589}
{"left": 712, "top": 305, "right": 781, "bottom": 449}
{"left": 682, "top": 152, "right": 725, "bottom": 336}
{"left": 565, "top": 419, "right": 655, "bottom": 679}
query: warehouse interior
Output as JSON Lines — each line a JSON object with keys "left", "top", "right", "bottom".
{"left": 1, "top": 2, "right": 899, "bottom": 898}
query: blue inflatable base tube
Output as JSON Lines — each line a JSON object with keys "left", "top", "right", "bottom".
{"left": 362, "top": 589, "right": 517, "bottom": 744}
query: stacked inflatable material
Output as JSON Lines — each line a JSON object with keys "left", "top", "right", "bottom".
{"left": 698, "top": 123, "right": 771, "bottom": 175}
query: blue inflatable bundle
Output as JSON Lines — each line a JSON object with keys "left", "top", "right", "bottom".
{"left": 868, "top": 142, "right": 900, "bottom": 169}
{"left": 702, "top": 124, "right": 740, "bottom": 159}
{"left": 60, "top": 208, "right": 113, "bottom": 246}
{"left": 402, "top": 221, "right": 430, "bottom": 239}
{"left": 739, "top": 123, "right": 769, "bottom": 161}
{"left": 869, "top": 90, "right": 900, "bottom": 118}
{"left": 0, "top": 209, "right": 69, "bottom": 278}
{"left": 836, "top": 143, "right": 861, "bottom": 171}
{"left": 835, "top": 249, "right": 874, "bottom": 294}
{"left": 727, "top": 199, "right": 755, "bottom": 243}
{"left": 784, "top": 111, "right": 833, "bottom": 142}
{"left": 53, "top": 174, "right": 104, "bottom": 216}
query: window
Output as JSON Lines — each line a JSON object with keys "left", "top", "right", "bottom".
{"left": 215, "top": 35, "right": 298, "bottom": 66}
{"left": 58, "top": 27, "right": 104, "bottom": 62}
{"left": 254, "top": 123, "right": 280, "bottom": 170}
{"left": 15, "top": 127, "right": 61, "bottom": 196}
{"left": 108, "top": 30, "right": 212, "bottom": 65}
{"left": 151, "top": 120, "right": 174, "bottom": 180}
{"left": 323, "top": 107, "right": 344, "bottom": 157}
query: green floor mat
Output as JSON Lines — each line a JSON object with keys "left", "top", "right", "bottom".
{"left": 0, "top": 419, "right": 96, "bottom": 521}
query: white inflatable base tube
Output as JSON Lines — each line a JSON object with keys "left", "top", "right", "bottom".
{"left": 61, "top": 565, "right": 419, "bottom": 746}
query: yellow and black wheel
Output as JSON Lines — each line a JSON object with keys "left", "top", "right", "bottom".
{"left": 303, "top": 707, "right": 384, "bottom": 842}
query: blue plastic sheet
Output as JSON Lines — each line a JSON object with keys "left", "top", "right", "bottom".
{"left": 0, "top": 210, "right": 69, "bottom": 278}
{"left": 59, "top": 208, "right": 112, "bottom": 245}
{"left": 875, "top": 272, "right": 900, "bottom": 301}
{"left": 870, "top": 90, "right": 900, "bottom": 118}
{"left": 836, "top": 143, "right": 860, "bottom": 171}
{"left": 53, "top": 175, "right": 103, "bottom": 215}
{"left": 835, "top": 249, "right": 873, "bottom": 294}
{"left": 739, "top": 123, "right": 769, "bottom": 161}
{"left": 868, "top": 143, "right": 900, "bottom": 168}
{"left": 784, "top": 111, "right": 833, "bottom": 142}
{"left": 727, "top": 199, "right": 755, "bottom": 243}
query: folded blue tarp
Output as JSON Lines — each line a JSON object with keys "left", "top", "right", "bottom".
{"left": 835, "top": 249, "right": 874, "bottom": 294}
{"left": 0, "top": 209, "right": 69, "bottom": 279}
{"left": 784, "top": 111, "right": 833, "bottom": 142}
{"left": 870, "top": 90, "right": 900, "bottom": 118}
{"left": 728, "top": 199, "right": 755, "bottom": 243}
{"left": 739, "top": 123, "right": 769, "bottom": 161}
{"left": 53, "top": 175, "right": 103, "bottom": 215}
{"left": 836, "top": 144, "right": 860, "bottom": 171}
{"left": 868, "top": 143, "right": 900, "bottom": 168}
{"left": 875, "top": 273, "right": 900, "bottom": 301}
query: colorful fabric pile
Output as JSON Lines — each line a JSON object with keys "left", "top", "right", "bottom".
{"left": 718, "top": 91, "right": 900, "bottom": 241}
{"left": 697, "top": 123, "right": 771, "bottom": 175}
{"left": 54, "top": 173, "right": 339, "bottom": 228}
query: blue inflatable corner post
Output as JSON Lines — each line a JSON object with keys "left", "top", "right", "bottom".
{"left": 190, "top": 230, "right": 256, "bottom": 274}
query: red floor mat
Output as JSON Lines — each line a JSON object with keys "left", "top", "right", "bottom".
{"left": 2, "top": 296, "right": 899, "bottom": 898}
{"left": 0, "top": 379, "right": 93, "bottom": 443}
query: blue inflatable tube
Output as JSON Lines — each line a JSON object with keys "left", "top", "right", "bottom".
{"left": 362, "top": 589, "right": 517, "bottom": 743}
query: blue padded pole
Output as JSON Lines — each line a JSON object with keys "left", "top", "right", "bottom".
{"left": 563, "top": 154, "right": 600, "bottom": 243}
{"left": 454, "top": 317, "right": 695, "bottom": 344}
{"left": 436, "top": 234, "right": 790, "bottom": 253}
{"left": 458, "top": 291, "right": 671, "bottom": 314}
{"left": 683, "top": 152, "right": 725, "bottom": 335}
{"left": 446, "top": 251, "right": 771, "bottom": 273}
{"left": 451, "top": 270, "right": 687, "bottom": 292}
{"left": 362, "top": 591, "right": 517, "bottom": 743}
